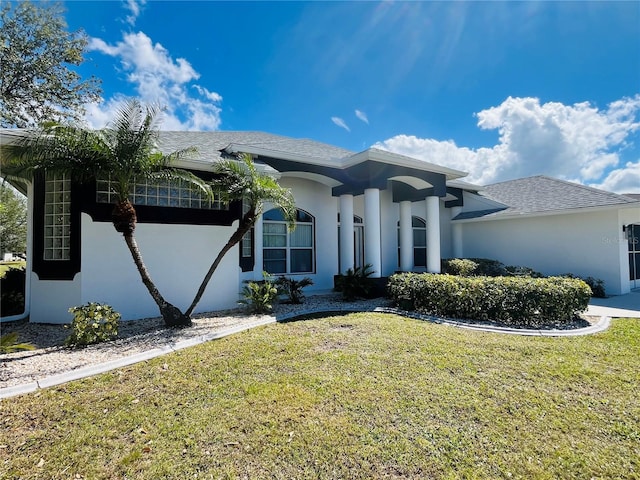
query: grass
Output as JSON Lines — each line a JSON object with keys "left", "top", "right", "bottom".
{"left": 1, "top": 313, "right": 639, "bottom": 479}
{"left": 0, "top": 260, "right": 25, "bottom": 277}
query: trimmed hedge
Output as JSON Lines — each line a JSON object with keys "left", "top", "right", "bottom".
{"left": 387, "top": 273, "right": 592, "bottom": 328}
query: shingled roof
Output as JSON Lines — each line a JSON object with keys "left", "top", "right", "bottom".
{"left": 156, "top": 131, "right": 354, "bottom": 164}
{"left": 457, "top": 176, "right": 640, "bottom": 220}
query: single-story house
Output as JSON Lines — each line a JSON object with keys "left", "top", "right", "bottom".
{"left": 2, "top": 130, "right": 639, "bottom": 323}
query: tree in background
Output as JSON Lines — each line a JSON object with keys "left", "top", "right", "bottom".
{"left": 0, "top": 0, "right": 101, "bottom": 128}
{"left": 0, "top": 182, "right": 27, "bottom": 256}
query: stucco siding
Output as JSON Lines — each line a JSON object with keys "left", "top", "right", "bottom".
{"left": 80, "top": 213, "right": 240, "bottom": 322}
{"left": 29, "top": 274, "right": 82, "bottom": 324}
{"left": 460, "top": 210, "right": 628, "bottom": 295}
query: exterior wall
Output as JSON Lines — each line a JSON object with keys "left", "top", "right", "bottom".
{"left": 460, "top": 209, "right": 630, "bottom": 295}
{"left": 30, "top": 274, "right": 82, "bottom": 324}
{"left": 440, "top": 203, "right": 453, "bottom": 259}
{"left": 80, "top": 213, "right": 240, "bottom": 322}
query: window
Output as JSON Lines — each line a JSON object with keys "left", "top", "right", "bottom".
{"left": 397, "top": 216, "right": 427, "bottom": 268}
{"left": 263, "top": 208, "right": 314, "bottom": 274}
{"left": 96, "top": 175, "right": 227, "bottom": 210}
{"left": 44, "top": 174, "right": 71, "bottom": 260}
{"left": 241, "top": 198, "right": 252, "bottom": 258}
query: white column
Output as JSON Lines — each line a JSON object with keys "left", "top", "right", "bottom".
{"left": 426, "top": 196, "right": 441, "bottom": 273}
{"left": 451, "top": 206, "right": 463, "bottom": 259}
{"left": 399, "top": 200, "right": 413, "bottom": 271}
{"left": 364, "top": 188, "right": 382, "bottom": 277}
{"left": 339, "top": 194, "right": 355, "bottom": 273}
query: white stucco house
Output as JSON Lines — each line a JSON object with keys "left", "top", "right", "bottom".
{"left": 3, "top": 131, "right": 639, "bottom": 323}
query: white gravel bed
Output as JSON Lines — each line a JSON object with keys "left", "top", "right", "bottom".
{"left": 0, "top": 294, "right": 391, "bottom": 389}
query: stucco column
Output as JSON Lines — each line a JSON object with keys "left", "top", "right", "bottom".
{"left": 426, "top": 196, "right": 441, "bottom": 273}
{"left": 339, "top": 194, "right": 355, "bottom": 273}
{"left": 364, "top": 188, "right": 382, "bottom": 277}
{"left": 399, "top": 200, "right": 413, "bottom": 271}
{"left": 451, "top": 206, "right": 463, "bottom": 259}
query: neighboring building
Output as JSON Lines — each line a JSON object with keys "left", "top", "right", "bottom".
{"left": 2, "top": 131, "right": 639, "bottom": 323}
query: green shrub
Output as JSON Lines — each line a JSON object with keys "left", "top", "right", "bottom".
{"left": 0, "top": 332, "right": 35, "bottom": 354}
{"left": 276, "top": 276, "right": 313, "bottom": 304}
{"left": 387, "top": 273, "right": 591, "bottom": 328}
{"left": 0, "top": 266, "right": 26, "bottom": 316}
{"left": 466, "top": 258, "right": 509, "bottom": 276}
{"left": 442, "top": 258, "right": 478, "bottom": 276}
{"left": 505, "top": 265, "right": 545, "bottom": 278}
{"left": 442, "top": 258, "right": 510, "bottom": 277}
{"left": 240, "top": 273, "right": 279, "bottom": 313}
{"left": 335, "top": 264, "right": 375, "bottom": 301}
{"left": 65, "top": 302, "right": 120, "bottom": 348}
{"left": 561, "top": 274, "right": 606, "bottom": 298}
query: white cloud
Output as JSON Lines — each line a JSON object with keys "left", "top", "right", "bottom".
{"left": 355, "top": 109, "right": 369, "bottom": 124}
{"left": 374, "top": 95, "right": 640, "bottom": 192}
{"left": 593, "top": 161, "right": 640, "bottom": 193}
{"left": 85, "top": 32, "right": 223, "bottom": 131}
{"left": 123, "top": 0, "right": 146, "bottom": 26}
{"left": 332, "top": 116, "right": 350, "bottom": 132}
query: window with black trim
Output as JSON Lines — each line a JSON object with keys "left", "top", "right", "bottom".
{"left": 43, "top": 174, "right": 71, "bottom": 260}
{"left": 263, "top": 208, "right": 314, "bottom": 274}
{"left": 95, "top": 175, "right": 227, "bottom": 210}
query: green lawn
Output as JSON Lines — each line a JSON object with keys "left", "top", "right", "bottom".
{"left": 1, "top": 313, "right": 639, "bottom": 479}
{"left": 0, "top": 260, "right": 25, "bottom": 277}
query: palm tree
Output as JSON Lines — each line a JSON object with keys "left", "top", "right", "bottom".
{"left": 185, "top": 154, "right": 295, "bottom": 317}
{"left": 1, "top": 99, "right": 210, "bottom": 327}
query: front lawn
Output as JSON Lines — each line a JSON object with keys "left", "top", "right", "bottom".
{"left": 0, "top": 260, "right": 25, "bottom": 277}
{"left": 1, "top": 313, "right": 638, "bottom": 479}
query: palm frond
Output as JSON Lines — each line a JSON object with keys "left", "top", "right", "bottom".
{"left": 209, "top": 154, "right": 296, "bottom": 230}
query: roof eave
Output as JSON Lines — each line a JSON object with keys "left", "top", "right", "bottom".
{"left": 453, "top": 202, "right": 640, "bottom": 223}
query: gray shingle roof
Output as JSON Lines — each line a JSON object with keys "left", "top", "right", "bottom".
{"left": 460, "top": 176, "right": 639, "bottom": 220}
{"left": 156, "top": 131, "right": 354, "bottom": 164}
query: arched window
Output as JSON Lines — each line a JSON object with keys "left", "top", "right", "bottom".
{"left": 397, "top": 216, "right": 427, "bottom": 268}
{"left": 263, "top": 208, "right": 314, "bottom": 274}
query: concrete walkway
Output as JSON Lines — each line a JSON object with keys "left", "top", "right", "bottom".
{"left": 2, "top": 293, "right": 638, "bottom": 400}
{"left": 586, "top": 290, "right": 640, "bottom": 318}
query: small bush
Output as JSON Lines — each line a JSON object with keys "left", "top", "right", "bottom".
{"left": 66, "top": 302, "right": 120, "bottom": 348}
{"left": 0, "top": 266, "right": 26, "bottom": 316}
{"left": 442, "top": 258, "right": 510, "bottom": 277}
{"left": 388, "top": 273, "right": 591, "bottom": 328}
{"left": 335, "top": 264, "right": 375, "bottom": 301}
{"left": 466, "top": 258, "right": 509, "bottom": 276}
{"left": 276, "top": 276, "right": 313, "bottom": 304}
{"left": 562, "top": 274, "right": 606, "bottom": 298}
{"left": 0, "top": 332, "right": 35, "bottom": 354}
{"left": 442, "top": 258, "right": 478, "bottom": 276}
{"left": 240, "top": 273, "right": 279, "bottom": 313}
{"left": 505, "top": 265, "right": 545, "bottom": 278}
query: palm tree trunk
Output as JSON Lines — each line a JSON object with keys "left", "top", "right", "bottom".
{"left": 123, "top": 233, "right": 192, "bottom": 328}
{"left": 185, "top": 210, "right": 255, "bottom": 317}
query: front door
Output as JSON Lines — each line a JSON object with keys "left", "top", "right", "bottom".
{"left": 629, "top": 224, "right": 640, "bottom": 290}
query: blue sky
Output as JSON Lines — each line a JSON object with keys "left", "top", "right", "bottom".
{"left": 63, "top": 1, "right": 640, "bottom": 192}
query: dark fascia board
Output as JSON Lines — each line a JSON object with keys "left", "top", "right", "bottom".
{"left": 389, "top": 178, "right": 449, "bottom": 203}
{"left": 256, "top": 155, "right": 448, "bottom": 199}
{"left": 444, "top": 187, "right": 464, "bottom": 208}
